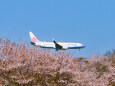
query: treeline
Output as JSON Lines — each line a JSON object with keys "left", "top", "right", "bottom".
{"left": 0, "top": 39, "right": 115, "bottom": 86}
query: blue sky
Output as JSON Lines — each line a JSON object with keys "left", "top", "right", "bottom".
{"left": 0, "top": 0, "right": 115, "bottom": 58}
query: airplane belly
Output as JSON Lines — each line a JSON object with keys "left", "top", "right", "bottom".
{"left": 40, "top": 44, "right": 55, "bottom": 49}
{"left": 62, "top": 46, "right": 68, "bottom": 50}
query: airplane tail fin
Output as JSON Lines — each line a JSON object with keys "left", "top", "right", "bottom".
{"left": 29, "top": 32, "right": 41, "bottom": 43}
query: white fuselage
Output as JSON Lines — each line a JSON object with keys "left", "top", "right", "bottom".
{"left": 29, "top": 32, "right": 86, "bottom": 51}
{"left": 35, "top": 42, "right": 85, "bottom": 50}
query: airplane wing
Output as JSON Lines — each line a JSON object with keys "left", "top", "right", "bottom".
{"left": 53, "top": 41, "right": 62, "bottom": 51}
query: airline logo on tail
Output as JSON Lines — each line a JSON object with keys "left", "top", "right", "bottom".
{"left": 29, "top": 32, "right": 38, "bottom": 42}
{"left": 31, "top": 36, "right": 37, "bottom": 42}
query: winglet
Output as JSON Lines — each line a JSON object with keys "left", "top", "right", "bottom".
{"left": 53, "top": 40, "right": 56, "bottom": 43}
{"left": 52, "top": 38, "right": 55, "bottom": 42}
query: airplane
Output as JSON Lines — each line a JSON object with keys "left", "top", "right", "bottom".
{"left": 29, "top": 32, "right": 86, "bottom": 51}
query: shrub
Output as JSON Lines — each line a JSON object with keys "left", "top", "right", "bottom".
{"left": 0, "top": 38, "right": 115, "bottom": 86}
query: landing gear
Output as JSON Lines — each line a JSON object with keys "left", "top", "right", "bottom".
{"left": 56, "top": 48, "right": 60, "bottom": 51}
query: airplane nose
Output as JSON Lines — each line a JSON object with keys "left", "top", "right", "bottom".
{"left": 82, "top": 45, "right": 86, "bottom": 48}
